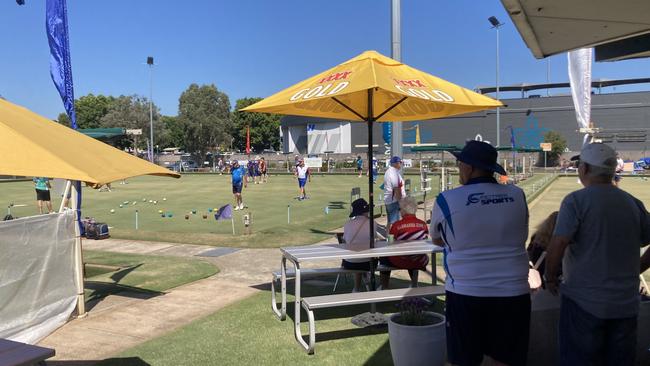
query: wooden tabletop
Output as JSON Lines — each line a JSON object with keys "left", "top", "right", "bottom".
{"left": 281, "top": 240, "right": 443, "bottom": 262}
{"left": 0, "top": 339, "right": 55, "bottom": 366}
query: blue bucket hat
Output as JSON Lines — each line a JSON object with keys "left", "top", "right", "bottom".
{"left": 450, "top": 140, "right": 506, "bottom": 175}
{"left": 390, "top": 156, "right": 402, "bottom": 165}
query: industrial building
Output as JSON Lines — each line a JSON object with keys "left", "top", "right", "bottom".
{"left": 280, "top": 80, "right": 650, "bottom": 160}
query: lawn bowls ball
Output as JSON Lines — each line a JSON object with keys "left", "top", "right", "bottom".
{"left": 110, "top": 209, "right": 115, "bottom": 213}
{"left": 119, "top": 204, "right": 123, "bottom": 208}
{"left": 208, "top": 208, "right": 213, "bottom": 212}
{"left": 185, "top": 214, "right": 190, "bottom": 220}
{"left": 163, "top": 197, "right": 167, "bottom": 201}
{"left": 192, "top": 210, "right": 197, "bottom": 214}
{"left": 202, "top": 214, "right": 207, "bottom": 219}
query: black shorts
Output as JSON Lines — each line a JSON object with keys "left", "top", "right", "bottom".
{"left": 445, "top": 291, "right": 531, "bottom": 366}
{"left": 36, "top": 189, "right": 51, "bottom": 201}
{"left": 341, "top": 260, "right": 370, "bottom": 271}
{"left": 232, "top": 182, "right": 243, "bottom": 194}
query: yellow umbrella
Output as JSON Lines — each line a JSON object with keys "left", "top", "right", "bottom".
{"left": 0, "top": 98, "right": 179, "bottom": 186}
{"left": 243, "top": 50, "right": 502, "bottom": 249}
{"left": 242, "top": 50, "right": 501, "bottom": 121}
{"left": 0, "top": 97, "right": 180, "bottom": 316}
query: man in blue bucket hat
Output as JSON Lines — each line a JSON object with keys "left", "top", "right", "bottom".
{"left": 430, "top": 140, "right": 531, "bottom": 366}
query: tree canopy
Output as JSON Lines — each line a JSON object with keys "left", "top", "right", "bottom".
{"left": 157, "top": 115, "right": 185, "bottom": 150}
{"left": 231, "top": 97, "right": 281, "bottom": 153}
{"left": 100, "top": 95, "right": 162, "bottom": 151}
{"left": 539, "top": 130, "right": 568, "bottom": 167}
{"left": 57, "top": 93, "right": 115, "bottom": 129}
{"left": 55, "top": 87, "right": 283, "bottom": 163}
{"left": 178, "top": 84, "right": 231, "bottom": 162}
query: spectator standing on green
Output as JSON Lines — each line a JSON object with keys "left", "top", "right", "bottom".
{"left": 33, "top": 177, "right": 53, "bottom": 214}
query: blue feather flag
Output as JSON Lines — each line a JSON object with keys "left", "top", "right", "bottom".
{"left": 46, "top": 0, "right": 83, "bottom": 235}
{"left": 382, "top": 123, "right": 392, "bottom": 145}
{"left": 46, "top": 0, "right": 77, "bottom": 129}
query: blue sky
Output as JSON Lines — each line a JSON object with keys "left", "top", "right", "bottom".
{"left": 2, "top": 0, "right": 650, "bottom": 119}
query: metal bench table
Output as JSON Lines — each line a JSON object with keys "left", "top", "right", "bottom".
{"left": 0, "top": 339, "right": 54, "bottom": 366}
{"left": 279, "top": 240, "right": 443, "bottom": 352}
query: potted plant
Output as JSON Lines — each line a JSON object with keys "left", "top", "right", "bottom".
{"left": 387, "top": 297, "right": 446, "bottom": 366}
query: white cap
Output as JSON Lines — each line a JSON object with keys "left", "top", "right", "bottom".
{"left": 571, "top": 143, "right": 617, "bottom": 169}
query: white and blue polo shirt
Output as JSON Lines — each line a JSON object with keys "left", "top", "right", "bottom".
{"left": 430, "top": 176, "right": 530, "bottom": 297}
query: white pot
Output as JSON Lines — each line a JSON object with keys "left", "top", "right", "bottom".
{"left": 387, "top": 311, "right": 446, "bottom": 366}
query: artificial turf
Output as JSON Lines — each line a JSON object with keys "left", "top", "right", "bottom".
{"left": 0, "top": 174, "right": 428, "bottom": 247}
{"left": 0, "top": 172, "right": 561, "bottom": 248}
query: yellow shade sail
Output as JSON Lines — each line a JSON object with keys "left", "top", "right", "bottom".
{"left": 242, "top": 50, "right": 502, "bottom": 122}
{"left": 0, "top": 98, "right": 180, "bottom": 186}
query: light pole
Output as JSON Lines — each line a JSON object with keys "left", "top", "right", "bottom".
{"left": 546, "top": 56, "right": 551, "bottom": 96}
{"left": 488, "top": 16, "right": 503, "bottom": 147}
{"left": 147, "top": 56, "right": 154, "bottom": 162}
{"left": 390, "top": 0, "right": 403, "bottom": 159}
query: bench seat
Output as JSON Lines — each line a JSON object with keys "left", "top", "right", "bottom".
{"left": 303, "top": 285, "right": 444, "bottom": 310}
{"left": 300, "top": 285, "right": 445, "bottom": 353}
{"left": 271, "top": 267, "right": 368, "bottom": 320}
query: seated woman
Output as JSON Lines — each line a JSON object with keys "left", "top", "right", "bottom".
{"left": 527, "top": 211, "right": 560, "bottom": 286}
{"left": 380, "top": 198, "right": 430, "bottom": 289}
{"left": 341, "top": 198, "right": 379, "bottom": 292}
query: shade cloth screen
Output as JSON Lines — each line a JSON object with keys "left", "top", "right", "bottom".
{"left": 0, "top": 211, "right": 77, "bottom": 343}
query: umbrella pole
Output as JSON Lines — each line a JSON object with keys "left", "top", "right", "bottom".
{"left": 367, "top": 89, "right": 377, "bottom": 294}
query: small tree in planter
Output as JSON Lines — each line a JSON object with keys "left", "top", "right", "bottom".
{"left": 387, "top": 297, "right": 446, "bottom": 366}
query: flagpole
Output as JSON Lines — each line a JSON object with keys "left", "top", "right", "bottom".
{"left": 231, "top": 216, "right": 235, "bottom": 235}
{"left": 47, "top": 0, "right": 85, "bottom": 316}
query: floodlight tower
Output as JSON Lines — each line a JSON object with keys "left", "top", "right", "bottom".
{"left": 147, "top": 56, "right": 155, "bottom": 162}
{"left": 391, "top": 0, "right": 403, "bottom": 158}
{"left": 488, "top": 16, "right": 504, "bottom": 147}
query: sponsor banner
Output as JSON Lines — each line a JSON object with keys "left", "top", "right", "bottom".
{"left": 384, "top": 159, "right": 412, "bottom": 168}
{"left": 304, "top": 157, "right": 323, "bottom": 168}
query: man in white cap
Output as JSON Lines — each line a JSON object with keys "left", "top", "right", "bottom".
{"left": 383, "top": 156, "right": 406, "bottom": 233}
{"left": 546, "top": 142, "right": 650, "bottom": 366}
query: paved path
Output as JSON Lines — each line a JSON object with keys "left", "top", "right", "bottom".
{"left": 39, "top": 240, "right": 276, "bottom": 363}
